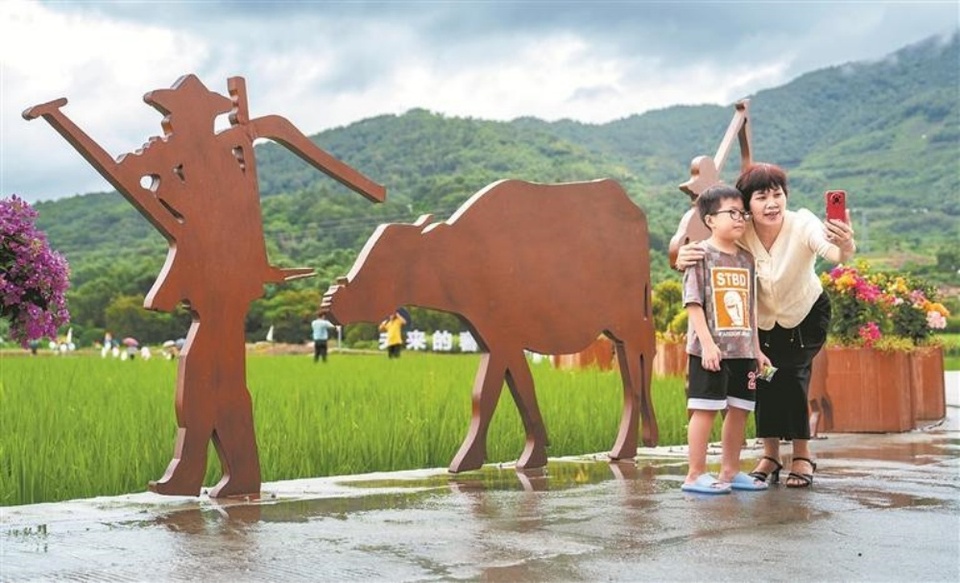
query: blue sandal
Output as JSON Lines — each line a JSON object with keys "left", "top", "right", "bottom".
{"left": 681, "top": 473, "right": 732, "bottom": 495}
{"left": 727, "top": 471, "right": 769, "bottom": 491}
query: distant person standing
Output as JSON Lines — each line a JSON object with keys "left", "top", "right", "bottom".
{"left": 311, "top": 312, "right": 337, "bottom": 363}
{"left": 102, "top": 331, "right": 114, "bottom": 358}
{"left": 379, "top": 310, "right": 407, "bottom": 359}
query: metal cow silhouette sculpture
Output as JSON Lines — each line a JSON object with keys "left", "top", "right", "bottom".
{"left": 322, "top": 179, "right": 657, "bottom": 472}
{"left": 24, "top": 74, "right": 384, "bottom": 497}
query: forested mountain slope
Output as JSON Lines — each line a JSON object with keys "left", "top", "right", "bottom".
{"left": 30, "top": 32, "right": 958, "bottom": 344}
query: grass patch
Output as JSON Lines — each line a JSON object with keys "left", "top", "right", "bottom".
{"left": 938, "top": 333, "right": 959, "bottom": 370}
{"left": 1, "top": 352, "right": 711, "bottom": 506}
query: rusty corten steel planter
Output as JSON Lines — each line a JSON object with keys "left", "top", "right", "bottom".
{"left": 552, "top": 335, "right": 617, "bottom": 372}
{"left": 652, "top": 340, "right": 688, "bottom": 378}
{"left": 810, "top": 346, "right": 945, "bottom": 434}
{"left": 818, "top": 347, "right": 913, "bottom": 433}
{"left": 910, "top": 346, "right": 946, "bottom": 422}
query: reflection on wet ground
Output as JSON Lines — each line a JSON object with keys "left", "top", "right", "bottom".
{"left": 2, "top": 430, "right": 958, "bottom": 581}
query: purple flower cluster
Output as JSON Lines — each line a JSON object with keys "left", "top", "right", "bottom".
{"left": 1, "top": 195, "right": 70, "bottom": 347}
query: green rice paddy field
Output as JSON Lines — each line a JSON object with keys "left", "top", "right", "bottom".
{"left": 940, "top": 333, "right": 960, "bottom": 369}
{"left": 1, "top": 352, "right": 705, "bottom": 507}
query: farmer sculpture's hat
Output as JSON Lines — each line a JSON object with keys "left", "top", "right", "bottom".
{"left": 143, "top": 74, "right": 233, "bottom": 116}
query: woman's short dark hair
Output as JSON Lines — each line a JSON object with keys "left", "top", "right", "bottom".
{"left": 696, "top": 184, "right": 743, "bottom": 223}
{"left": 736, "top": 163, "right": 789, "bottom": 203}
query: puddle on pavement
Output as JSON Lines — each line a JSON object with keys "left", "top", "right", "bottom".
{"left": 4, "top": 434, "right": 958, "bottom": 583}
{"left": 811, "top": 435, "right": 959, "bottom": 512}
{"left": 347, "top": 460, "right": 601, "bottom": 490}
{"left": 4, "top": 523, "right": 50, "bottom": 554}
{"left": 147, "top": 457, "right": 680, "bottom": 533}
{"left": 817, "top": 435, "right": 960, "bottom": 465}
{"left": 341, "top": 456, "right": 679, "bottom": 493}
{"left": 6, "top": 435, "right": 955, "bottom": 564}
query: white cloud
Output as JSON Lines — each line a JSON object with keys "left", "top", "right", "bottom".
{"left": 2, "top": 0, "right": 957, "bottom": 203}
{"left": 1, "top": 0, "right": 213, "bottom": 199}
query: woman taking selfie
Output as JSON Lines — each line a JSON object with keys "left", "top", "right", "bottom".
{"left": 675, "top": 162, "right": 856, "bottom": 488}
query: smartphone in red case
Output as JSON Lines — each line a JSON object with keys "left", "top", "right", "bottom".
{"left": 825, "top": 190, "right": 847, "bottom": 222}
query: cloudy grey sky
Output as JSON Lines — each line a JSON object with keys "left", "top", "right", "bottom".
{"left": 2, "top": 0, "right": 957, "bottom": 203}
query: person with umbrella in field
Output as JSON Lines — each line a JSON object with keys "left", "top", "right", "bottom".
{"left": 122, "top": 336, "right": 139, "bottom": 361}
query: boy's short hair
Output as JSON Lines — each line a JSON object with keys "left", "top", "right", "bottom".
{"left": 696, "top": 184, "right": 743, "bottom": 224}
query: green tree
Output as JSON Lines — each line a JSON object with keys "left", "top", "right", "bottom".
{"left": 260, "top": 289, "right": 323, "bottom": 343}
{"left": 651, "top": 280, "right": 684, "bottom": 334}
{"left": 103, "top": 294, "right": 189, "bottom": 344}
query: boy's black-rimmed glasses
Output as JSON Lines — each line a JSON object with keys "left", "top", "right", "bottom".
{"left": 711, "top": 209, "right": 752, "bottom": 221}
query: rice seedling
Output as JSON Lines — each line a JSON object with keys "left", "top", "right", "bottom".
{"left": 1, "top": 352, "right": 714, "bottom": 506}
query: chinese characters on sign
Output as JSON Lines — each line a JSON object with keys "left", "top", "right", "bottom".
{"left": 378, "top": 330, "right": 479, "bottom": 352}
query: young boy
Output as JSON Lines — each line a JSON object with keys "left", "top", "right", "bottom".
{"left": 681, "top": 184, "right": 771, "bottom": 494}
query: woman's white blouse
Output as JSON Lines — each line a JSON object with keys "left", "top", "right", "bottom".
{"left": 740, "top": 209, "right": 834, "bottom": 330}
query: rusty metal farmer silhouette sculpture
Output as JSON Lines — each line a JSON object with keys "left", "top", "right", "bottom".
{"left": 24, "top": 74, "right": 384, "bottom": 497}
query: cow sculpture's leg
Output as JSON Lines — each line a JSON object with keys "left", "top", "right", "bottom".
{"left": 638, "top": 348, "right": 658, "bottom": 447}
{"left": 504, "top": 353, "right": 549, "bottom": 470}
{"left": 610, "top": 342, "right": 642, "bottom": 460}
{"left": 449, "top": 353, "right": 507, "bottom": 473}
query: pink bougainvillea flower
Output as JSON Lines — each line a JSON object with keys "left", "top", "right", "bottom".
{"left": 1, "top": 195, "right": 71, "bottom": 347}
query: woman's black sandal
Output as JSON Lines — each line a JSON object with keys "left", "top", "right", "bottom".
{"left": 748, "top": 456, "right": 783, "bottom": 484}
{"left": 786, "top": 457, "right": 817, "bottom": 488}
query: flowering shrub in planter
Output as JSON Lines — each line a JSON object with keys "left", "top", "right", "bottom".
{"left": 820, "top": 261, "right": 949, "bottom": 348}
{"left": 0, "top": 196, "right": 70, "bottom": 347}
{"left": 872, "top": 271, "right": 950, "bottom": 344}
{"left": 815, "top": 261, "right": 950, "bottom": 431}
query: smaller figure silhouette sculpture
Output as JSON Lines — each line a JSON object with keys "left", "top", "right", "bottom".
{"left": 323, "top": 179, "right": 657, "bottom": 472}
{"left": 668, "top": 99, "right": 752, "bottom": 268}
{"left": 25, "top": 74, "right": 384, "bottom": 497}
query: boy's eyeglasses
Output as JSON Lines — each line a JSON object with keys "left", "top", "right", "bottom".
{"left": 711, "top": 209, "right": 752, "bottom": 221}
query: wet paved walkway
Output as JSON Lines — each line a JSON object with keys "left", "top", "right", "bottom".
{"left": 2, "top": 373, "right": 958, "bottom": 582}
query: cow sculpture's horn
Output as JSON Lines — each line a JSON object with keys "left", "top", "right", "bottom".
{"left": 413, "top": 214, "right": 434, "bottom": 227}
